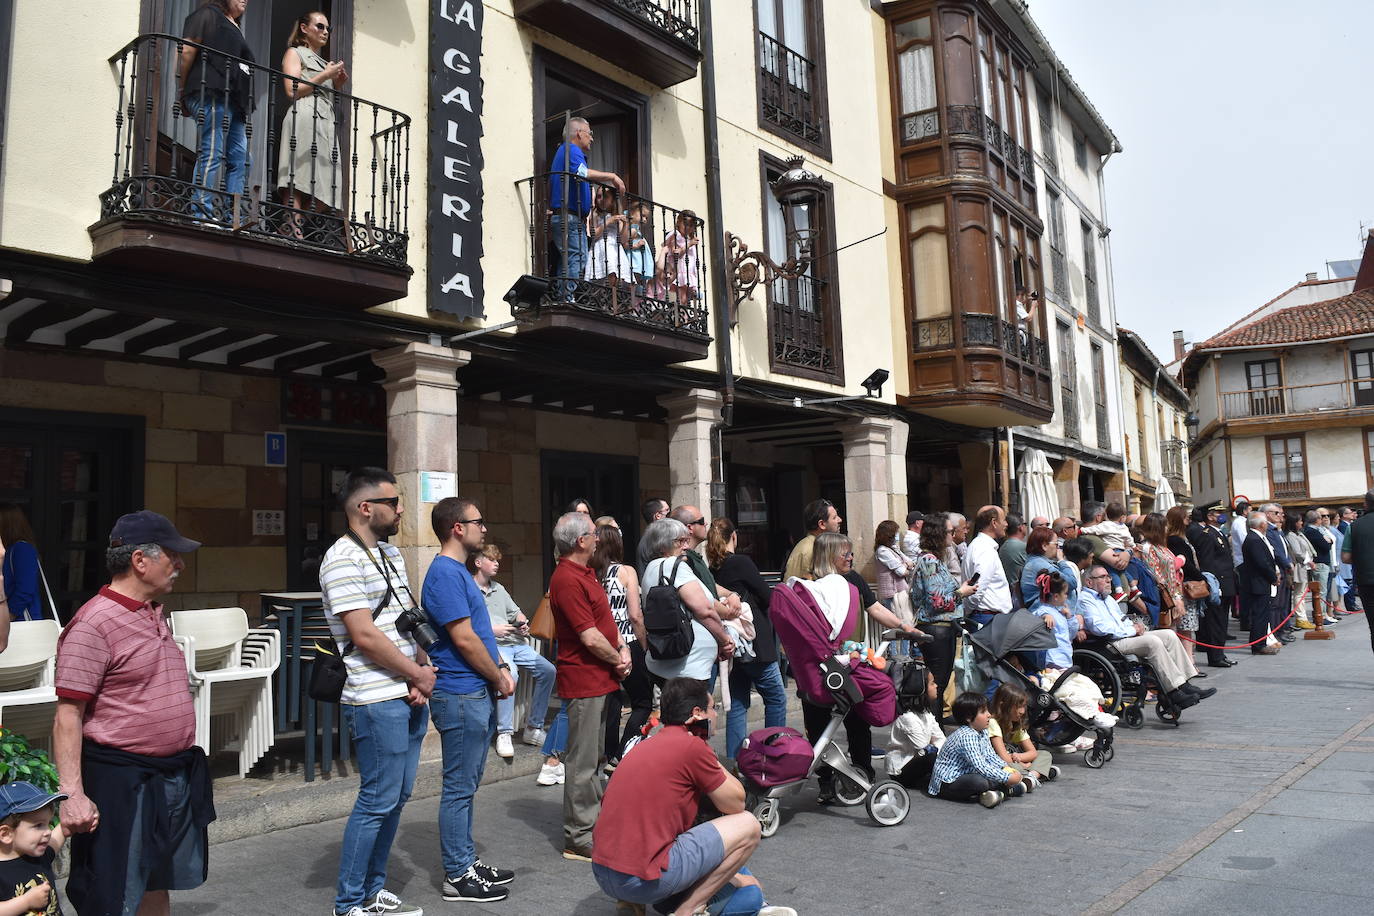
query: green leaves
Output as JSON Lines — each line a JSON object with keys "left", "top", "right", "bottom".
{"left": 0, "top": 728, "right": 60, "bottom": 794}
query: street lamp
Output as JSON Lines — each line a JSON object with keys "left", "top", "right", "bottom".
{"left": 725, "top": 156, "right": 824, "bottom": 324}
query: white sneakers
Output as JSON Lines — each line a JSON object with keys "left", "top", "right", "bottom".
{"left": 536, "top": 761, "right": 565, "bottom": 785}
{"left": 522, "top": 726, "right": 547, "bottom": 747}
{"left": 495, "top": 733, "right": 514, "bottom": 759}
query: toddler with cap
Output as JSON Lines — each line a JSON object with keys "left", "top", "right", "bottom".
{"left": 0, "top": 781, "right": 68, "bottom": 915}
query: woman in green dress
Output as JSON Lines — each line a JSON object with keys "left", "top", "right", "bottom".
{"left": 277, "top": 11, "right": 347, "bottom": 237}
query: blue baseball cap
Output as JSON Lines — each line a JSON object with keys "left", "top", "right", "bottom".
{"left": 108, "top": 510, "right": 201, "bottom": 553}
{"left": 0, "top": 782, "right": 66, "bottom": 820}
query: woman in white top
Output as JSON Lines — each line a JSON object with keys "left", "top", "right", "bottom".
{"left": 640, "top": 518, "right": 731, "bottom": 683}
{"left": 591, "top": 523, "right": 651, "bottom": 765}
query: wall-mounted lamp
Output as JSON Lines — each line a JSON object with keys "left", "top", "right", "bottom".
{"left": 725, "top": 156, "right": 825, "bottom": 326}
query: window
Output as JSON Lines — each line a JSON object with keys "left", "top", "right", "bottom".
{"left": 757, "top": 0, "right": 829, "bottom": 157}
{"left": 1037, "top": 88, "right": 1056, "bottom": 174}
{"left": 1352, "top": 349, "right": 1374, "bottom": 407}
{"left": 893, "top": 16, "right": 937, "bottom": 144}
{"left": 1245, "top": 359, "right": 1283, "bottom": 416}
{"left": 1208, "top": 454, "right": 1215, "bottom": 490}
{"left": 1091, "top": 342, "right": 1109, "bottom": 450}
{"left": 1058, "top": 320, "right": 1078, "bottom": 440}
{"left": 762, "top": 157, "right": 841, "bottom": 380}
{"left": 1046, "top": 190, "right": 1067, "bottom": 301}
{"left": 1073, "top": 131, "right": 1087, "bottom": 170}
{"left": 1367, "top": 429, "right": 1374, "bottom": 486}
{"left": 1081, "top": 220, "right": 1099, "bottom": 325}
{"left": 1267, "top": 435, "right": 1307, "bottom": 499}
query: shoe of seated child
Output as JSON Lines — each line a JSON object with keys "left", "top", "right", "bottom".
{"left": 979, "top": 789, "right": 1004, "bottom": 808}
{"left": 1006, "top": 781, "right": 1028, "bottom": 798}
{"left": 1045, "top": 765, "right": 1061, "bottom": 781}
{"left": 1021, "top": 773, "right": 1038, "bottom": 792}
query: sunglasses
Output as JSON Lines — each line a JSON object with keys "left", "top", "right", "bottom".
{"left": 312, "top": 22, "right": 330, "bottom": 31}
{"left": 457, "top": 517, "right": 486, "bottom": 528}
{"left": 361, "top": 497, "right": 399, "bottom": 509}
{"left": 689, "top": 517, "right": 706, "bottom": 526}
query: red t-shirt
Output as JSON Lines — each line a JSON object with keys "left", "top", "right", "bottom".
{"left": 549, "top": 558, "right": 620, "bottom": 699}
{"left": 55, "top": 586, "right": 197, "bottom": 757}
{"left": 593, "top": 725, "right": 728, "bottom": 879}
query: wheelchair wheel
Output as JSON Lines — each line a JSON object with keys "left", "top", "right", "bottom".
{"left": 1071, "top": 648, "right": 1124, "bottom": 714}
{"left": 866, "top": 780, "right": 911, "bottom": 827}
{"left": 1121, "top": 705, "right": 1145, "bottom": 729}
{"left": 753, "top": 799, "right": 780, "bottom": 838}
{"left": 1083, "top": 746, "right": 1106, "bottom": 768}
{"left": 832, "top": 773, "right": 867, "bottom": 806}
{"left": 1155, "top": 702, "right": 1181, "bottom": 726}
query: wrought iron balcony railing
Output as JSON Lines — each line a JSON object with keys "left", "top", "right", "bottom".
{"left": 769, "top": 273, "right": 837, "bottom": 378}
{"left": 516, "top": 172, "right": 710, "bottom": 340}
{"left": 99, "top": 34, "right": 409, "bottom": 269}
{"left": 758, "top": 34, "right": 823, "bottom": 147}
{"left": 604, "top": 0, "right": 700, "bottom": 47}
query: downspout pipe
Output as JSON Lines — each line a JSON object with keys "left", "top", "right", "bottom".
{"left": 700, "top": 0, "right": 732, "bottom": 519}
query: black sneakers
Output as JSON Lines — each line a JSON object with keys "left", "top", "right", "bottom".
{"left": 443, "top": 867, "right": 509, "bottom": 903}
{"left": 472, "top": 859, "right": 515, "bottom": 886}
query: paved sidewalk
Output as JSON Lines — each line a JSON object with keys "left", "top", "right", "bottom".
{"left": 168, "top": 619, "right": 1372, "bottom": 915}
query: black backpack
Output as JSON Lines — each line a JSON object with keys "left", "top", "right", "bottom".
{"left": 643, "top": 555, "right": 695, "bottom": 661}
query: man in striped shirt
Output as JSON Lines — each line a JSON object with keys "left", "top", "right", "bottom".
{"left": 322, "top": 468, "right": 434, "bottom": 916}
{"left": 54, "top": 510, "right": 212, "bottom": 915}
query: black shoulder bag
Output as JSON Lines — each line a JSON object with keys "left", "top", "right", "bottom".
{"left": 307, "top": 532, "right": 395, "bottom": 702}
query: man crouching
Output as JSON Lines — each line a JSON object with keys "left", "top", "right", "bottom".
{"left": 590, "top": 677, "right": 795, "bottom": 916}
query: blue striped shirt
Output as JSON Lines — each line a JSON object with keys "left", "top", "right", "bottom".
{"left": 928, "top": 725, "right": 1010, "bottom": 796}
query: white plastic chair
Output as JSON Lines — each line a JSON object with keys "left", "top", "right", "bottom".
{"left": 0, "top": 620, "right": 61, "bottom": 750}
{"left": 170, "top": 608, "right": 281, "bottom": 778}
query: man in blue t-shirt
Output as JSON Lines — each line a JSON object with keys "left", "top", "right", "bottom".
{"left": 423, "top": 498, "right": 517, "bottom": 904}
{"left": 548, "top": 116, "right": 625, "bottom": 299}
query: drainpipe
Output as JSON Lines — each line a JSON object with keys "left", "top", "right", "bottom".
{"left": 1097, "top": 147, "right": 1131, "bottom": 509}
{"left": 700, "top": 0, "right": 732, "bottom": 519}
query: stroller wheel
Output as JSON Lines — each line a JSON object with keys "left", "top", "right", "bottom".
{"left": 1122, "top": 706, "right": 1145, "bottom": 729}
{"left": 753, "top": 799, "right": 780, "bottom": 838}
{"left": 832, "top": 773, "right": 867, "bottom": 807}
{"left": 1104, "top": 745, "right": 1115, "bottom": 762}
{"left": 866, "top": 780, "right": 911, "bottom": 827}
{"left": 1156, "top": 702, "right": 1181, "bottom": 726}
{"left": 1083, "top": 746, "right": 1106, "bottom": 768}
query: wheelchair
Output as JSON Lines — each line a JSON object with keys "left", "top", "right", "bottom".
{"left": 1071, "top": 636, "right": 1185, "bottom": 728}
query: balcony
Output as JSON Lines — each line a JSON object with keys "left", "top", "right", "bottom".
{"left": 906, "top": 312, "right": 1054, "bottom": 426}
{"left": 759, "top": 35, "right": 824, "bottom": 151}
{"left": 1218, "top": 381, "right": 1373, "bottom": 422}
{"left": 513, "top": 173, "right": 710, "bottom": 363}
{"left": 513, "top": 0, "right": 701, "bottom": 87}
{"left": 91, "top": 35, "right": 411, "bottom": 309}
{"left": 770, "top": 274, "right": 838, "bottom": 380}
{"left": 1162, "top": 437, "right": 1187, "bottom": 493}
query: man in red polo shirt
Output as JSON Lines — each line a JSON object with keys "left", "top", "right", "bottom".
{"left": 548, "top": 510, "right": 629, "bottom": 862}
{"left": 53, "top": 511, "right": 214, "bottom": 916}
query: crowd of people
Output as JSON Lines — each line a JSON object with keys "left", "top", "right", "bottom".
{"left": 548, "top": 117, "right": 702, "bottom": 306}
{"left": 6, "top": 473, "right": 1374, "bottom": 916}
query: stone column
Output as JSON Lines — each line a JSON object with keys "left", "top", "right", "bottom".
{"left": 842, "top": 418, "right": 894, "bottom": 578}
{"left": 886, "top": 418, "right": 910, "bottom": 523}
{"left": 658, "top": 389, "right": 723, "bottom": 516}
{"left": 373, "top": 342, "right": 470, "bottom": 587}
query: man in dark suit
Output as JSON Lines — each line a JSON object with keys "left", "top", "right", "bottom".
{"left": 1187, "top": 503, "right": 1236, "bottom": 667}
{"left": 1261, "top": 503, "right": 1295, "bottom": 644}
{"left": 1238, "top": 511, "right": 1280, "bottom": 656}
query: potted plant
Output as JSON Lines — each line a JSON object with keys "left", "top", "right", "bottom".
{"left": 0, "top": 728, "right": 59, "bottom": 792}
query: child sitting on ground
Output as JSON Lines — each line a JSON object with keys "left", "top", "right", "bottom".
{"left": 886, "top": 661, "right": 945, "bottom": 789}
{"left": 928, "top": 691, "right": 1025, "bottom": 808}
{"left": 988, "top": 683, "right": 1060, "bottom": 788}
{"left": 1083, "top": 502, "right": 1133, "bottom": 551}
{"left": 0, "top": 781, "right": 69, "bottom": 916}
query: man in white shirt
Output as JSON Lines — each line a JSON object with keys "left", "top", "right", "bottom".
{"left": 1229, "top": 498, "right": 1251, "bottom": 569}
{"left": 900, "top": 510, "right": 924, "bottom": 562}
{"left": 961, "top": 506, "right": 1012, "bottom": 622}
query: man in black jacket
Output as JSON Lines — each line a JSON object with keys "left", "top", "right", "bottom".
{"left": 1238, "top": 512, "right": 1281, "bottom": 656}
{"left": 1187, "top": 503, "right": 1236, "bottom": 667}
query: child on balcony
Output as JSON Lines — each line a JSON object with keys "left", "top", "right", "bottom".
{"left": 625, "top": 200, "right": 656, "bottom": 292}
{"left": 663, "top": 209, "right": 702, "bottom": 305}
{"left": 584, "top": 187, "right": 634, "bottom": 286}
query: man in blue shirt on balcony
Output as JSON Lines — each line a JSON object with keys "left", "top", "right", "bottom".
{"left": 549, "top": 117, "right": 624, "bottom": 300}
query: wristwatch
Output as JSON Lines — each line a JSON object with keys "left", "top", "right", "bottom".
{"left": 497, "top": 663, "right": 511, "bottom": 671}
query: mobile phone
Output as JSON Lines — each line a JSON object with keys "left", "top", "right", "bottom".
{"left": 687, "top": 719, "right": 710, "bottom": 741}
{"left": 967, "top": 572, "right": 981, "bottom": 585}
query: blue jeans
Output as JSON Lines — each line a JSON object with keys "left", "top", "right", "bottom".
{"left": 431, "top": 688, "right": 497, "bottom": 877}
{"left": 335, "top": 699, "right": 428, "bottom": 912}
{"left": 183, "top": 94, "right": 249, "bottom": 220}
{"left": 726, "top": 659, "right": 787, "bottom": 759}
{"left": 550, "top": 214, "right": 587, "bottom": 299}
{"left": 497, "top": 644, "right": 556, "bottom": 735}
{"left": 542, "top": 704, "right": 569, "bottom": 757}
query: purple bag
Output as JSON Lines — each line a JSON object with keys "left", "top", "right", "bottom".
{"left": 848, "top": 659, "right": 898, "bottom": 727}
{"left": 736, "top": 726, "right": 814, "bottom": 788}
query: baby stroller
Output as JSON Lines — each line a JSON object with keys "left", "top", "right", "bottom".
{"left": 966, "top": 611, "right": 1116, "bottom": 768}
{"left": 736, "top": 580, "right": 911, "bottom": 837}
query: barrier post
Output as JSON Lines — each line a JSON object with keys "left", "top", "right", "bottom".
{"left": 1304, "top": 582, "right": 1334, "bottom": 641}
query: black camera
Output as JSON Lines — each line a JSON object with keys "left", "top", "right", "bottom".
{"left": 395, "top": 606, "right": 440, "bottom": 652}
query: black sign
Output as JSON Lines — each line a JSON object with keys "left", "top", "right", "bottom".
{"left": 428, "top": 0, "right": 484, "bottom": 318}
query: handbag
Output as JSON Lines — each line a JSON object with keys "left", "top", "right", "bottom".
{"left": 307, "top": 534, "right": 394, "bottom": 703}
{"left": 529, "top": 592, "right": 555, "bottom": 642}
{"left": 642, "top": 555, "right": 695, "bottom": 661}
{"left": 736, "top": 726, "right": 814, "bottom": 787}
{"left": 1184, "top": 579, "right": 1210, "bottom": 600}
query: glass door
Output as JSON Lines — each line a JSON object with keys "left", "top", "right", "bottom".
{"left": 539, "top": 450, "right": 639, "bottom": 584}
{"left": 286, "top": 431, "right": 385, "bottom": 590}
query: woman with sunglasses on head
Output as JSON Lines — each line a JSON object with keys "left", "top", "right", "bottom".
{"left": 277, "top": 10, "right": 347, "bottom": 238}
